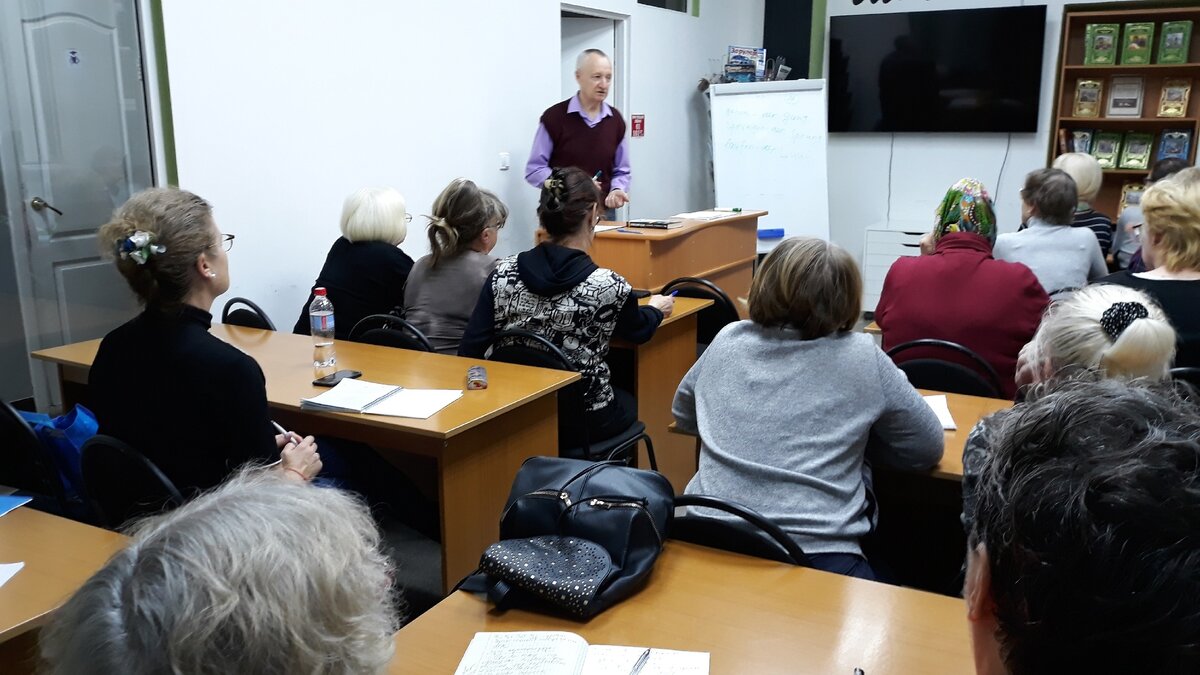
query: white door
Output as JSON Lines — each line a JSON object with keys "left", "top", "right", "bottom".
{"left": 0, "top": 0, "right": 153, "bottom": 405}
{"left": 560, "top": 16, "right": 617, "bottom": 106}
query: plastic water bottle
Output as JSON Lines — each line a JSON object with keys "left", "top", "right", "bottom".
{"left": 309, "top": 287, "right": 336, "bottom": 377}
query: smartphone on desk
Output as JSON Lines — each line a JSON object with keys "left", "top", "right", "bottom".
{"left": 312, "top": 369, "right": 363, "bottom": 387}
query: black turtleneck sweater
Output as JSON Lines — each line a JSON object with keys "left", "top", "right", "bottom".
{"left": 89, "top": 305, "right": 278, "bottom": 494}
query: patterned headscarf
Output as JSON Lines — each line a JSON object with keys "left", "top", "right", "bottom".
{"left": 933, "top": 178, "right": 997, "bottom": 245}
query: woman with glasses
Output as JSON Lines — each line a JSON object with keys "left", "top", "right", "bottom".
{"left": 92, "top": 187, "right": 322, "bottom": 495}
{"left": 403, "top": 178, "right": 509, "bottom": 354}
{"left": 1099, "top": 166, "right": 1200, "bottom": 368}
{"left": 292, "top": 187, "right": 413, "bottom": 340}
{"left": 460, "top": 166, "right": 674, "bottom": 451}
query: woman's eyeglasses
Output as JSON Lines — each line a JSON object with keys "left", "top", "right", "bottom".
{"left": 209, "top": 233, "right": 235, "bottom": 252}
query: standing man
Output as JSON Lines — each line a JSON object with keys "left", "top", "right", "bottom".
{"left": 526, "top": 49, "right": 630, "bottom": 215}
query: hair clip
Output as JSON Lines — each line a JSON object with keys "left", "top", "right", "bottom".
{"left": 1100, "top": 301, "right": 1149, "bottom": 340}
{"left": 117, "top": 230, "right": 166, "bottom": 266}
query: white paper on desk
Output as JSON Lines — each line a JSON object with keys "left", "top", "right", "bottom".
{"left": 672, "top": 210, "right": 728, "bottom": 220}
{"left": 301, "top": 378, "right": 400, "bottom": 413}
{"left": 580, "top": 646, "right": 710, "bottom": 675}
{"left": 455, "top": 631, "right": 586, "bottom": 675}
{"left": 364, "top": 388, "right": 463, "bottom": 419}
{"left": 0, "top": 562, "right": 24, "bottom": 589}
{"left": 594, "top": 223, "right": 623, "bottom": 233}
{"left": 923, "top": 395, "right": 957, "bottom": 430}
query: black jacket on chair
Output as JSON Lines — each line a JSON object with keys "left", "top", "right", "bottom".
{"left": 293, "top": 237, "right": 413, "bottom": 340}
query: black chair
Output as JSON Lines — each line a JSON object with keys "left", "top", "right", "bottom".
{"left": 81, "top": 435, "right": 184, "bottom": 529}
{"left": 0, "top": 401, "right": 72, "bottom": 514}
{"left": 886, "top": 339, "right": 1005, "bottom": 398}
{"left": 672, "top": 494, "right": 809, "bottom": 566}
{"left": 1048, "top": 286, "right": 1081, "bottom": 302}
{"left": 487, "top": 329, "right": 657, "bottom": 469}
{"left": 661, "top": 277, "right": 740, "bottom": 350}
{"left": 222, "top": 297, "right": 277, "bottom": 331}
{"left": 348, "top": 314, "right": 435, "bottom": 352}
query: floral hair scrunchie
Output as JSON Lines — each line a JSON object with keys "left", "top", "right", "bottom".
{"left": 117, "top": 230, "right": 166, "bottom": 266}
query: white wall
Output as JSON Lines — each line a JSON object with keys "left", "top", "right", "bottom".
{"left": 824, "top": 0, "right": 1140, "bottom": 269}
{"left": 161, "top": 0, "right": 763, "bottom": 326}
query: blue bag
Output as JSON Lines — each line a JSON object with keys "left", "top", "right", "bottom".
{"left": 18, "top": 404, "right": 98, "bottom": 505}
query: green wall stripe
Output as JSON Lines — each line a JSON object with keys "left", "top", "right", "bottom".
{"left": 809, "top": 0, "right": 825, "bottom": 78}
{"left": 148, "top": 0, "right": 178, "bottom": 186}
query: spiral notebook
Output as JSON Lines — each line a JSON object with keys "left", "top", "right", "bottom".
{"left": 300, "top": 378, "right": 462, "bottom": 419}
{"left": 454, "top": 632, "right": 709, "bottom": 675}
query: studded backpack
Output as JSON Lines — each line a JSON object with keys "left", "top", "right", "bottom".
{"left": 460, "top": 456, "right": 674, "bottom": 618}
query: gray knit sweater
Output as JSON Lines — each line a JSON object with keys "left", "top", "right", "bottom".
{"left": 673, "top": 323, "right": 944, "bottom": 556}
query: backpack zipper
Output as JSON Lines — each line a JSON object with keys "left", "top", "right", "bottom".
{"left": 586, "top": 498, "right": 662, "bottom": 546}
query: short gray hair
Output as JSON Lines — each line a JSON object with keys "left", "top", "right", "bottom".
{"left": 576, "top": 48, "right": 610, "bottom": 71}
{"left": 340, "top": 186, "right": 408, "bottom": 245}
{"left": 40, "top": 470, "right": 400, "bottom": 675}
{"left": 1021, "top": 168, "right": 1077, "bottom": 225}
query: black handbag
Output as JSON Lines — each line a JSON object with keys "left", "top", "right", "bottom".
{"left": 462, "top": 456, "right": 674, "bottom": 618}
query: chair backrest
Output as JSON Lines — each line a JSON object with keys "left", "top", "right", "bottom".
{"left": 81, "top": 435, "right": 184, "bottom": 529}
{"left": 221, "top": 297, "right": 276, "bottom": 331}
{"left": 487, "top": 329, "right": 592, "bottom": 452}
{"left": 349, "top": 314, "right": 434, "bottom": 352}
{"left": 661, "top": 277, "right": 740, "bottom": 345}
{"left": 671, "top": 494, "right": 809, "bottom": 566}
{"left": 886, "top": 339, "right": 1005, "bottom": 398}
{"left": 0, "top": 401, "right": 66, "bottom": 502}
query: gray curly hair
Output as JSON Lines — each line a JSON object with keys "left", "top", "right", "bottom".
{"left": 40, "top": 470, "right": 400, "bottom": 674}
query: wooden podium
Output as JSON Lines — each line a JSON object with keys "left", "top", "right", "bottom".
{"left": 591, "top": 210, "right": 765, "bottom": 312}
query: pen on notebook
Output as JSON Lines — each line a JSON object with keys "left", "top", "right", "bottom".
{"left": 629, "top": 648, "right": 651, "bottom": 675}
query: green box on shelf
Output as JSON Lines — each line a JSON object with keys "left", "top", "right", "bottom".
{"left": 1092, "top": 131, "right": 1123, "bottom": 169}
{"left": 1119, "top": 132, "right": 1154, "bottom": 170}
{"left": 1159, "top": 20, "right": 1193, "bottom": 64}
{"left": 1085, "top": 23, "right": 1120, "bottom": 65}
{"left": 1121, "top": 22, "right": 1156, "bottom": 65}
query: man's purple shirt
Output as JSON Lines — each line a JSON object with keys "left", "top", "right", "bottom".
{"left": 525, "top": 93, "right": 630, "bottom": 192}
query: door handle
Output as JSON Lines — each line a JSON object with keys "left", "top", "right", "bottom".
{"left": 30, "top": 197, "right": 63, "bottom": 216}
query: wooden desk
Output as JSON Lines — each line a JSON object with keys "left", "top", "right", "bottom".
{"left": 592, "top": 211, "right": 764, "bottom": 316}
{"left": 0, "top": 508, "right": 128, "bottom": 673}
{"left": 668, "top": 390, "right": 1013, "bottom": 483}
{"left": 387, "top": 541, "right": 972, "bottom": 674}
{"left": 864, "top": 321, "right": 881, "bottom": 336}
{"left": 31, "top": 327, "right": 580, "bottom": 592}
{"left": 612, "top": 297, "right": 711, "bottom": 492}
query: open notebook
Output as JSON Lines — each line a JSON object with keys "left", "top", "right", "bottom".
{"left": 300, "top": 378, "right": 462, "bottom": 419}
{"left": 455, "top": 632, "right": 708, "bottom": 675}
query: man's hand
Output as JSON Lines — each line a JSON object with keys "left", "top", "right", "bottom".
{"left": 605, "top": 189, "right": 630, "bottom": 209}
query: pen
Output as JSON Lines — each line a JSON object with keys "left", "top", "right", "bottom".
{"left": 272, "top": 421, "right": 301, "bottom": 445}
{"left": 593, "top": 170, "right": 603, "bottom": 180}
{"left": 615, "top": 228, "right": 642, "bottom": 234}
{"left": 669, "top": 290, "right": 679, "bottom": 297}
{"left": 629, "top": 648, "right": 651, "bottom": 675}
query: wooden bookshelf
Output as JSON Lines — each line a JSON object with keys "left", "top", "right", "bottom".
{"left": 1049, "top": 3, "right": 1200, "bottom": 218}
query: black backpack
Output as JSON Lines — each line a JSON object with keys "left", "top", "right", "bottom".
{"left": 461, "top": 456, "right": 674, "bottom": 618}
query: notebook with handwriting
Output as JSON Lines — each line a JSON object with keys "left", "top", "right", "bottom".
{"left": 454, "top": 631, "right": 709, "bottom": 675}
{"left": 300, "top": 378, "right": 462, "bottom": 419}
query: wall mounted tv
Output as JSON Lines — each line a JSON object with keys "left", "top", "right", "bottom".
{"left": 828, "top": 6, "right": 1047, "bottom": 133}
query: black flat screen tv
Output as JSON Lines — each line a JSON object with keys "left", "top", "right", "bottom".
{"left": 828, "top": 6, "right": 1047, "bottom": 133}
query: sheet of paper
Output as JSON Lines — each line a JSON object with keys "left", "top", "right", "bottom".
{"left": 365, "top": 388, "right": 463, "bottom": 419}
{"left": 300, "top": 378, "right": 399, "bottom": 412}
{"left": 671, "top": 210, "right": 728, "bottom": 220}
{"left": 581, "top": 646, "right": 710, "bottom": 675}
{"left": 594, "top": 223, "right": 624, "bottom": 232}
{"left": 923, "top": 394, "right": 957, "bottom": 430}
{"left": 0, "top": 495, "right": 31, "bottom": 518}
{"left": 0, "top": 562, "right": 24, "bottom": 589}
{"left": 454, "top": 631, "right": 587, "bottom": 675}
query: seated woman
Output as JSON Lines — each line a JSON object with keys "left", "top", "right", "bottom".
{"left": 1113, "top": 158, "right": 1190, "bottom": 271}
{"left": 961, "top": 283, "right": 1177, "bottom": 532}
{"left": 673, "top": 237, "right": 944, "bottom": 580}
{"left": 994, "top": 168, "right": 1107, "bottom": 294}
{"left": 876, "top": 178, "right": 1049, "bottom": 399}
{"left": 1052, "top": 152, "right": 1115, "bottom": 257}
{"left": 460, "top": 167, "right": 674, "bottom": 449}
{"left": 40, "top": 470, "right": 398, "bottom": 674}
{"left": 1100, "top": 166, "right": 1200, "bottom": 368}
{"left": 293, "top": 187, "right": 413, "bottom": 339}
{"left": 404, "top": 178, "right": 508, "bottom": 354}
{"left": 92, "top": 188, "right": 321, "bottom": 494}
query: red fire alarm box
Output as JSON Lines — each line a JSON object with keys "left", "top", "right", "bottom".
{"left": 631, "top": 114, "right": 645, "bottom": 137}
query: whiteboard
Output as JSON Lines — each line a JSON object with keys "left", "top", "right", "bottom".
{"left": 710, "top": 80, "right": 830, "bottom": 253}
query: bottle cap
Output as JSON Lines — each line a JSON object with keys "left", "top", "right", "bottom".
{"left": 314, "top": 287, "right": 327, "bottom": 296}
